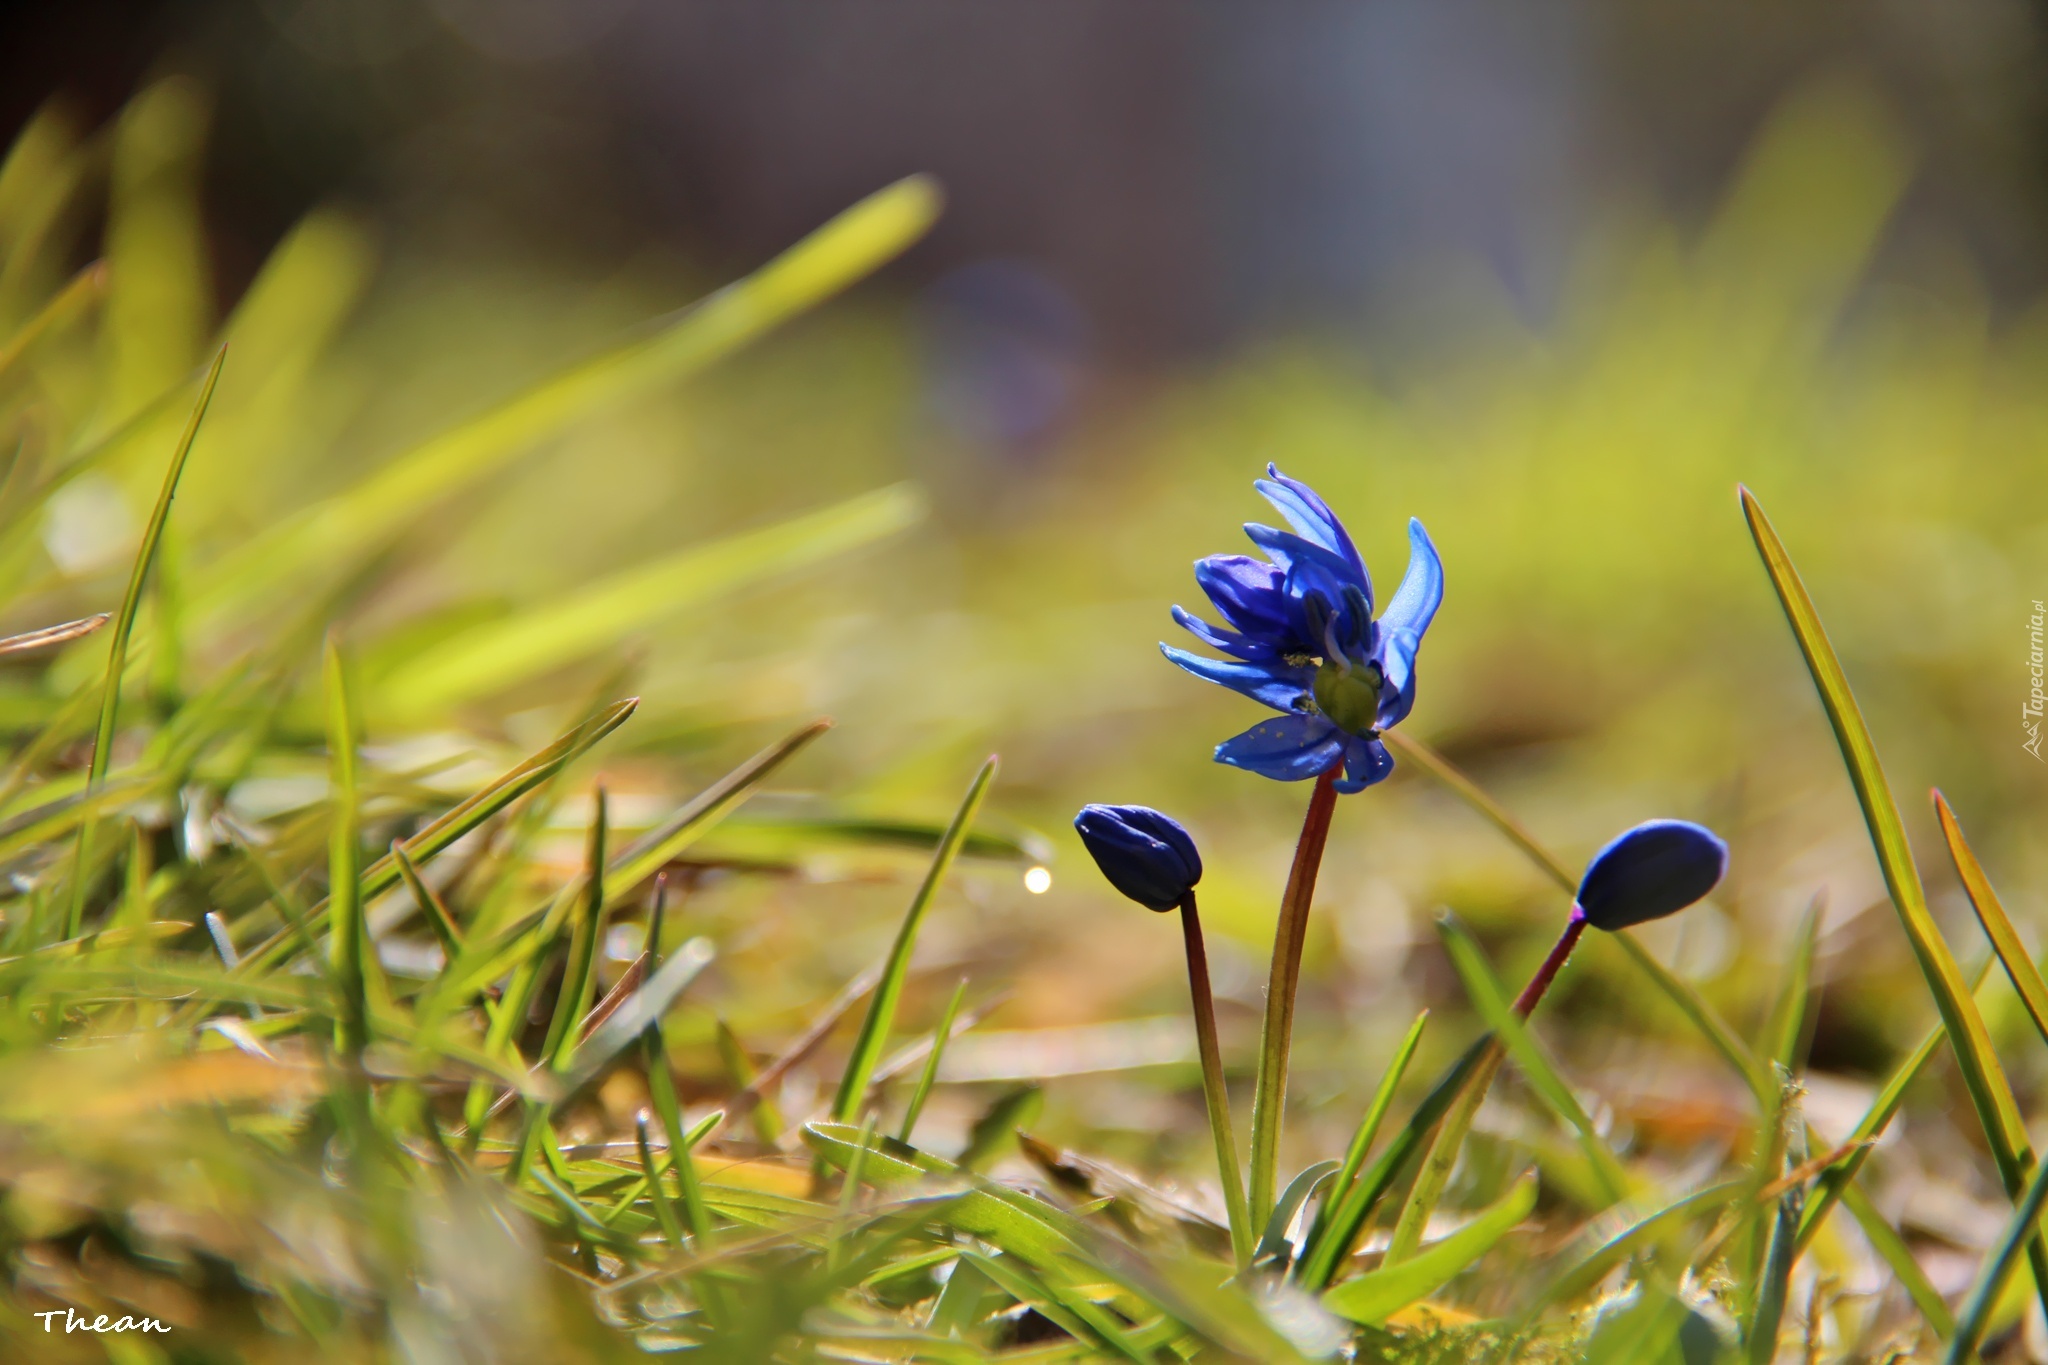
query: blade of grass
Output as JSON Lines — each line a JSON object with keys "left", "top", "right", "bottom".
{"left": 1743, "top": 484, "right": 2048, "bottom": 1319}
{"left": 1296, "top": 1033, "right": 1495, "bottom": 1291}
{"left": 1936, "top": 792, "right": 2048, "bottom": 1049}
{"left": 829, "top": 756, "right": 996, "bottom": 1124}
{"left": 390, "top": 842, "right": 462, "bottom": 959}
{"left": 896, "top": 976, "right": 966, "bottom": 1142}
{"left": 541, "top": 790, "right": 607, "bottom": 1076}
{"left": 0, "top": 260, "right": 102, "bottom": 383}
{"left": 0, "top": 613, "right": 107, "bottom": 657}
{"left": 1298, "top": 1009, "right": 1429, "bottom": 1277}
{"left": 1436, "top": 913, "right": 1628, "bottom": 1204}
{"left": 1943, "top": 1153, "right": 2048, "bottom": 1364}
{"left": 324, "top": 632, "right": 367, "bottom": 1064}
{"left": 381, "top": 485, "right": 924, "bottom": 716}
{"left": 194, "top": 176, "right": 944, "bottom": 628}
{"left": 1797, "top": 960, "right": 1992, "bottom": 1253}
{"left": 1321, "top": 1172, "right": 1538, "bottom": 1326}
{"left": 236, "top": 696, "right": 639, "bottom": 974}
{"left": 634, "top": 1111, "right": 683, "bottom": 1247}
{"left": 1385, "top": 729, "right": 1765, "bottom": 1104}
{"left": 1842, "top": 1179, "right": 1956, "bottom": 1341}
{"left": 65, "top": 346, "right": 224, "bottom": 939}
{"left": 1255, "top": 1160, "right": 1339, "bottom": 1267}
{"left": 718, "top": 1019, "right": 784, "bottom": 1145}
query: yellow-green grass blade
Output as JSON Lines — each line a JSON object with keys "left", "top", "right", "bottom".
{"left": 1936, "top": 792, "right": 2048, "bottom": 1050}
{"left": 896, "top": 976, "right": 967, "bottom": 1143}
{"left": 1762, "top": 901, "right": 1820, "bottom": 1075}
{"left": 1298, "top": 1008, "right": 1429, "bottom": 1276}
{"left": 829, "top": 756, "right": 996, "bottom": 1124}
{"left": 1534, "top": 1182, "right": 1744, "bottom": 1314}
{"left": 554, "top": 937, "right": 713, "bottom": 1102}
{"left": 1321, "top": 1172, "right": 1538, "bottom": 1326}
{"left": 192, "top": 176, "right": 943, "bottom": 628}
{"left": 1843, "top": 1179, "right": 1955, "bottom": 1341}
{"left": 1795, "top": 1015, "right": 1943, "bottom": 1253}
{"left": 0, "top": 258, "right": 102, "bottom": 384}
{"left": 237, "top": 696, "right": 638, "bottom": 974}
{"left": 541, "top": 791, "right": 607, "bottom": 1076}
{"left": 65, "top": 346, "right": 224, "bottom": 941}
{"left": 1385, "top": 729, "right": 1766, "bottom": 1104}
{"left": 1741, "top": 484, "right": 2048, "bottom": 1314}
{"left": 1436, "top": 913, "right": 1629, "bottom": 1205}
{"left": 324, "top": 632, "right": 367, "bottom": 1063}
{"left": 390, "top": 843, "right": 462, "bottom": 959}
{"left": 378, "top": 483, "right": 925, "bottom": 717}
{"left": 1296, "top": 1033, "right": 1495, "bottom": 1291}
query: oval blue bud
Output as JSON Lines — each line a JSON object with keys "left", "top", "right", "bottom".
{"left": 1576, "top": 819, "right": 1728, "bottom": 932}
{"left": 1073, "top": 804, "right": 1203, "bottom": 912}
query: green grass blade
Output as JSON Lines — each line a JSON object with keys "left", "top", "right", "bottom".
{"left": 1944, "top": 1155, "right": 2048, "bottom": 1363}
{"left": 1936, "top": 792, "right": 2048, "bottom": 1049}
{"left": 1742, "top": 485, "right": 2048, "bottom": 1316}
{"left": 1437, "top": 912, "right": 1629, "bottom": 1203}
{"left": 0, "top": 259, "right": 102, "bottom": 384}
{"left": 829, "top": 755, "right": 996, "bottom": 1124}
{"left": 380, "top": 483, "right": 925, "bottom": 716}
{"left": 542, "top": 789, "right": 606, "bottom": 1075}
{"left": 1296, "top": 1033, "right": 1494, "bottom": 1291}
{"left": 65, "top": 345, "right": 224, "bottom": 939}
{"left": 555, "top": 937, "right": 714, "bottom": 1102}
{"left": 1321, "top": 1172, "right": 1537, "bottom": 1326}
{"left": 1256, "top": 1159, "right": 1339, "bottom": 1267}
{"left": 1385, "top": 729, "right": 1765, "bottom": 1104}
{"left": 1843, "top": 1179, "right": 1955, "bottom": 1340}
{"left": 1535, "top": 1181, "right": 1744, "bottom": 1312}
{"left": 896, "top": 975, "right": 966, "bottom": 1142}
{"left": 1797, "top": 958, "right": 1991, "bottom": 1253}
{"left": 1298, "top": 1009, "right": 1428, "bottom": 1276}
{"left": 323, "top": 631, "right": 367, "bottom": 1063}
{"left": 1747, "top": 1161, "right": 1804, "bottom": 1362}
{"left": 633, "top": 1112, "right": 683, "bottom": 1247}
{"left": 238, "top": 696, "right": 638, "bottom": 973}
{"left": 390, "top": 842, "right": 462, "bottom": 959}
{"left": 193, "top": 176, "right": 943, "bottom": 627}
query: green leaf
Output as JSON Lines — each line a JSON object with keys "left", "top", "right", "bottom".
{"left": 1322, "top": 1172, "right": 1538, "bottom": 1326}
{"left": 1841, "top": 1179, "right": 1955, "bottom": 1341}
{"left": 323, "top": 631, "right": 367, "bottom": 1063}
{"left": 1298, "top": 1009, "right": 1428, "bottom": 1276}
{"left": 1296, "top": 1033, "right": 1494, "bottom": 1291}
{"left": 1742, "top": 485, "right": 2048, "bottom": 1316}
{"left": 554, "top": 936, "right": 714, "bottom": 1101}
{"left": 540, "top": 790, "right": 606, "bottom": 1075}
{"left": 1937, "top": 792, "right": 2048, "bottom": 1051}
{"left": 377, "top": 482, "right": 925, "bottom": 716}
{"left": 1437, "top": 912, "right": 1629, "bottom": 1203}
{"left": 830, "top": 756, "right": 996, "bottom": 1124}
{"left": 65, "top": 345, "right": 224, "bottom": 940}
{"left": 192, "top": 176, "right": 943, "bottom": 628}
{"left": 1256, "top": 1160, "right": 1340, "bottom": 1267}
{"left": 896, "top": 975, "right": 966, "bottom": 1142}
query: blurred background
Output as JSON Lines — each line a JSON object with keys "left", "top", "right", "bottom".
{"left": 8, "top": 0, "right": 2048, "bottom": 1285}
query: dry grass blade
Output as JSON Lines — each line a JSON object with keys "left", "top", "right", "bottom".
{"left": 0, "top": 613, "right": 107, "bottom": 656}
{"left": 1936, "top": 790, "right": 2048, "bottom": 1048}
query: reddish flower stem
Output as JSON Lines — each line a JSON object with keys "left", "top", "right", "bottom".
{"left": 1246, "top": 764, "right": 1342, "bottom": 1234}
{"left": 1178, "top": 891, "right": 1253, "bottom": 1271}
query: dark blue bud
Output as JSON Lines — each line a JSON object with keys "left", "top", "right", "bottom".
{"left": 1576, "top": 819, "right": 1728, "bottom": 932}
{"left": 1074, "top": 804, "right": 1203, "bottom": 912}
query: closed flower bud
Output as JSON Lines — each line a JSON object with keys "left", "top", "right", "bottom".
{"left": 1576, "top": 819, "right": 1728, "bottom": 932}
{"left": 1073, "top": 804, "right": 1203, "bottom": 911}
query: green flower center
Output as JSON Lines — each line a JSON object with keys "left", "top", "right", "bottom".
{"left": 1312, "top": 658, "right": 1383, "bottom": 736}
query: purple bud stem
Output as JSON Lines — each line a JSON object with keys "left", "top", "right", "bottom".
{"left": 1511, "top": 905, "right": 1588, "bottom": 1019}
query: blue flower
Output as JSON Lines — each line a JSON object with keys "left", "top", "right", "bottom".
{"left": 1575, "top": 820, "right": 1728, "bottom": 931}
{"left": 1074, "top": 804, "right": 1203, "bottom": 911}
{"left": 1162, "top": 466, "right": 1443, "bottom": 794}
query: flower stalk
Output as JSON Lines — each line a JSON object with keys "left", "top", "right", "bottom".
{"left": 1246, "top": 764, "right": 1341, "bottom": 1233}
{"left": 1178, "top": 890, "right": 1253, "bottom": 1272}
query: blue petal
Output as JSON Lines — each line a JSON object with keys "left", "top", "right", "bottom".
{"left": 1159, "top": 645, "right": 1313, "bottom": 712}
{"left": 1333, "top": 735, "right": 1394, "bottom": 793}
{"left": 1375, "top": 626, "right": 1421, "bottom": 729}
{"left": 1243, "top": 525, "right": 1366, "bottom": 602}
{"left": 1377, "top": 519, "right": 1443, "bottom": 643}
{"left": 1256, "top": 465, "right": 1368, "bottom": 585}
{"left": 1172, "top": 606, "right": 1277, "bottom": 661}
{"left": 1194, "top": 555, "right": 1293, "bottom": 637}
{"left": 1214, "top": 714, "right": 1346, "bottom": 782}
{"left": 1575, "top": 820, "right": 1729, "bottom": 932}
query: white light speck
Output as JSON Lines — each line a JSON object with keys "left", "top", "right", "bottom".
{"left": 1023, "top": 866, "right": 1052, "bottom": 895}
